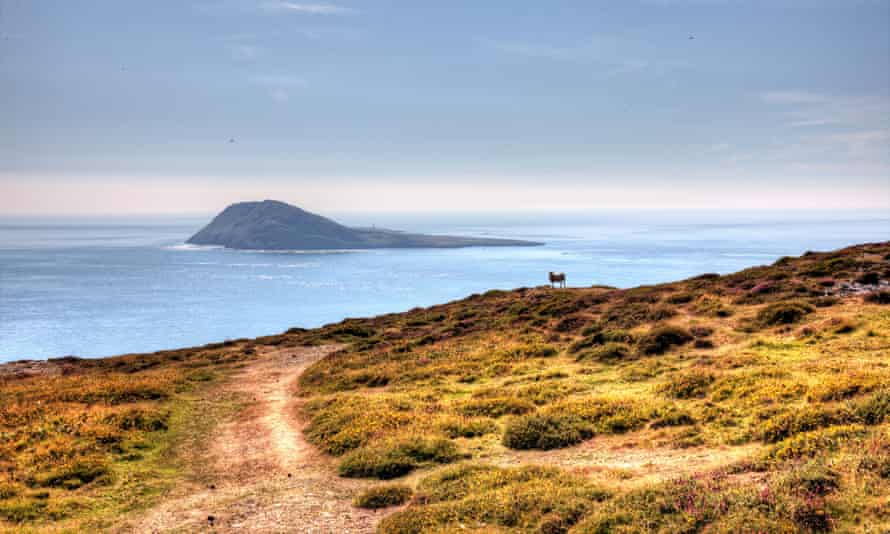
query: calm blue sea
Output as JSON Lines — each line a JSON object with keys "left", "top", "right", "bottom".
{"left": 1, "top": 211, "right": 887, "bottom": 362}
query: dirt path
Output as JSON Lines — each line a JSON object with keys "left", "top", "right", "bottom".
{"left": 120, "top": 345, "right": 381, "bottom": 533}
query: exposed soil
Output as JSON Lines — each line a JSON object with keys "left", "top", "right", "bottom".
{"left": 119, "top": 345, "right": 381, "bottom": 533}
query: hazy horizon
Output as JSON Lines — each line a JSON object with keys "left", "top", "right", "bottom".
{"left": 2, "top": 1, "right": 889, "bottom": 214}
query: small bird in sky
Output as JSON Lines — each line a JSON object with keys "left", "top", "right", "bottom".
{"left": 229, "top": 138, "right": 236, "bottom": 144}
{"left": 689, "top": 35, "right": 695, "bottom": 40}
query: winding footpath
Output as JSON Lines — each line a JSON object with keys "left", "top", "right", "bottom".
{"left": 120, "top": 345, "right": 381, "bottom": 533}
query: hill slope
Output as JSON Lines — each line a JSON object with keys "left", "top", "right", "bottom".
{"left": 1, "top": 241, "right": 888, "bottom": 532}
{"left": 187, "top": 200, "right": 542, "bottom": 250}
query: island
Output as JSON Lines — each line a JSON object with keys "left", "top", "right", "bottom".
{"left": 186, "top": 200, "right": 543, "bottom": 250}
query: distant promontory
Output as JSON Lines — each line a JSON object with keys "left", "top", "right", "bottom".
{"left": 187, "top": 200, "right": 543, "bottom": 250}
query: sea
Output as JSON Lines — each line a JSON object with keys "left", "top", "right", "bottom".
{"left": 1, "top": 210, "right": 887, "bottom": 362}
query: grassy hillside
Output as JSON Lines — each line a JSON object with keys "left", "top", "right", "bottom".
{"left": 290, "top": 241, "right": 890, "bottom": 533}
{"left": 1, "top": 241, "right": 888, "bottom": 532}
{"left": 0, "top": 339, "right": 257, "bottom": 531}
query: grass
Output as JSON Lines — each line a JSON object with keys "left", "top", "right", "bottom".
{"left": 0, "top": 342, "right": 257, "bottom": 531}
{"left": 290, "top": 241, "right": 890, "bottom": 531}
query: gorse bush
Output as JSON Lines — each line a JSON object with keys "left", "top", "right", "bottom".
{"left": 503, "top": 397, "right": 654, "bottom": 450}
{"left": 303, "top": 395, "right": 417, "bottom": 455}
{"left": 755, "top": 300, "right": 814, "bottom": 328}
{"left": 658, "top": 369, "right": 716, "bottom": 399}
{"left": 637, "top": 325, "right": 694, "bottom": 355}
{"left": 853, "top": 388, "right": 890, "bottom": 425}
{"left": 353, "top": 484, "right": 413, "bottom": 509}
{"left": 338, "top": 436, "right": 461, "bottom": 479}
{"left": 765, "top": 425, "right": 866, "bottom": 461}
{"left": 456, "top": 397, "right": 536, "bottom": 418}
{"left": 760, "top": 405, "right": 842, "bottom": 443}
{"left": 437, "top": 416, "right": 498, "bottom": 438}
{"left": 807, "top": 373, "right": 879, "bottom": 402}
{"left": 575, "top": 342, "right": 632, "bottom": 363}
{"left": 503, "top": 413, "right": 589, "bottom": 450}
{"left": 569, "top": 329, "right": 634, "bottom": 353}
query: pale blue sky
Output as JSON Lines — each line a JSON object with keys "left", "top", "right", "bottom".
{"left": 1, "top": 0, "right": 888, "bottom": 213}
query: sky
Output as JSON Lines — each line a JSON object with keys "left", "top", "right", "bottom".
{"left": 1, "top": 0, "right": 889, "bottom": 214}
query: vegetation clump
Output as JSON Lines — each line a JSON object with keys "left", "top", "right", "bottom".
{"left": 377, "top": 464, "right": 609, "bottom": 534}
{"left": 637, "top": 325, "right": 694, "bottom": 355}
{"left": 658, "top": 369, "right": 716, "bottom": 399}
{"left": 503, "top": 398, "right": 653, "bottom": 450}
{"left": 339, "top": 437, "right": 461, "bottom": 479}
{"left": 575, "top": 342, "right": 632, "bottom": 363}
{"left": 457, "top": 397, "right": 535, "bottom": 418}
{"left": 755, "top": 300, "right": 814, "bottom": 328}
{"left": 353, "top": 484, "right": 413, "bottom": 509}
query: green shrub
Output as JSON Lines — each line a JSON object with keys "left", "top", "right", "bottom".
{"left": 637, "top": 326, "right": 693, "bottom": 355}
{"left": 602, "top": 302, "right": 653, "bottom": 328}
{"left": 658, "top": 369, "right": 715, "bottom": 399}
{"left": 503, "top": 398, "right": 652, "bottom": 450}
{"left": 666, "top": 292, "right": 695, "bottom": 304}
{"left": 760, "top": 406, "right": 840, "bottom": 443}
{"left": 692, "top": 297, "right": 733, "bottom": 317}
{"left": 569, "top": 329, "right": 633, "bottom": 353}
{"left": 496, "top": 343, "right": 559, "bottom": 359}
{"left": 438, "top": 417, "right": 498, "bottom": 438}
{"left": 106, "top": 407, "right": 169, "bottom": 432}
{"left": 503, "top": 414, "right": 587, "bottom": 450}
{"left": 765, "top": 425, "right": 865, "bottom": 460}
{"left": 650, "top": 408, "right": 696, "bottom": 429}
{"left": 338, "top": 437, "right": 460, "bottom": 479}
{"left": 553, "top": 315, "right": 589, "bottom": 333}
{"left": 457, "top": 397, "right": 535, "bottom": 418}
{"left": 648, "top": 304, "right": 677, "bottom": 321}
{"left": 338, "top": 448, "right": 415, "bottom": 479}
{"left": 398, "top": 437, "right": 461, "bottom": 463}
{"left": 852, "top": 389, "right": 890, "bottom": 425}
{"left": 31, "top": 462, "right": 108, "bottom": 490}
{"left": 328, "top": 323, "right": 375, "bottom": 339}
{"left": 575, "top": 343, "right": 632, "bottom": 363}
{"left": 755, "top": 301, "right": 814, "bottom": 328}
{"left": 354, "top": 484, "right": 413, "bottom": 509}
{"left": 303, "top": 396, "right": 415, "bottom": 455}
{"left": 807, "top": 374, "right": 877, "bottom": 402}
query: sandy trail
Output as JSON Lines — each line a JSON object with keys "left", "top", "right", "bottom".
{"left": 121, "top": 345, "right": 380, "bottom": 534}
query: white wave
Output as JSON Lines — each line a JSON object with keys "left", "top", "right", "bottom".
{"left": 165, "top": 243, "right": 366, "bottom": 255}
{"left": 164, "top": 243, "right": 224, "bottom": 251}
{"left": 234, "top": 248, "right": 369, "bottom": 255}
